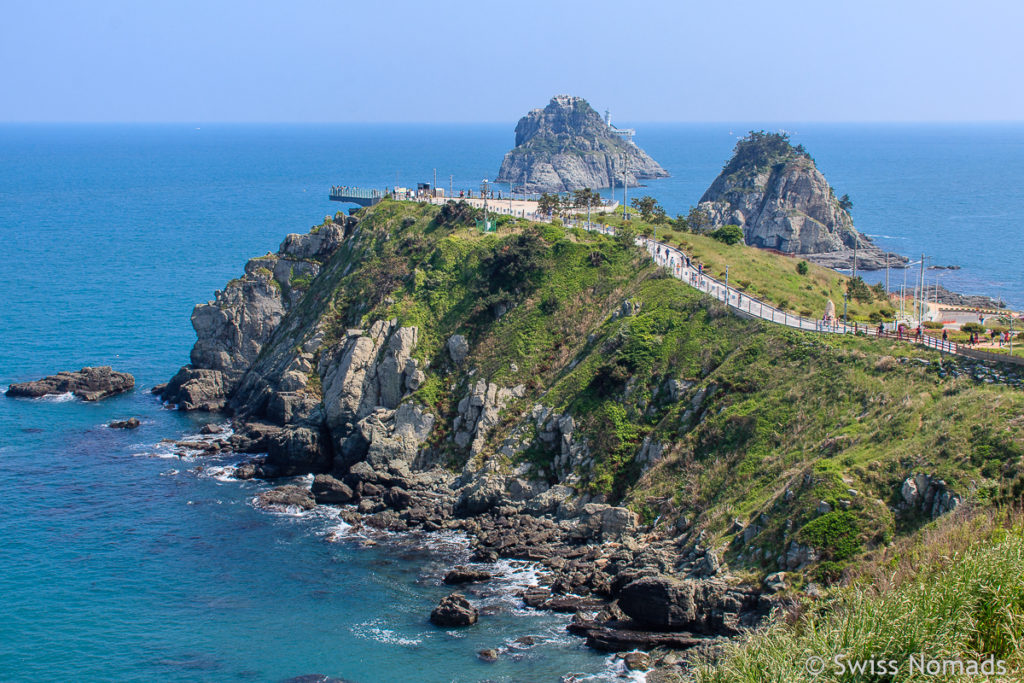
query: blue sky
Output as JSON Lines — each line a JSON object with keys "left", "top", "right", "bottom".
{"left": 2, "top": 0, "right": 1022, "bottom": 123}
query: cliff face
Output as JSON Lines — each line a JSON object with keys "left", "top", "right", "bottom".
{"left": 697, "top": 132, "right": 903, "bottom": 269}
{"left": 495, "top": 95, "right": 668, "bottom": 192}
{"left": 159, "top": 200, "right": 1022, "bottom": 607}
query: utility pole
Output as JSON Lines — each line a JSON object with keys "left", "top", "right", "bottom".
{"left": 885, "top": 252, "right": 889, "bottom": 294}
{"left": 449, "top": 175, "right": 453, "bottom": 200}
{"left": 480, "top": 179, "right": 489, "bottom": 230}
{"left": 622, "top": 155, "right": 629, "bottom": 220}
{"left": 921, "top": 253, "right": 929, "bottom": 323}
{"left": 852, "top": 234, "right": 858, "bottom": 280}
{"left": 725, "top": 265, "right": 730, "bottom": 306}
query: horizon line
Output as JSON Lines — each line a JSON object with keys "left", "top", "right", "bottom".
{"left": 3, "top": 119, "right": 1024, "bottom": 126}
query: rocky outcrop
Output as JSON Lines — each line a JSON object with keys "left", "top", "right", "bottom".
{"left": 257, "top": 484, "right": 316, "bottom": 510}
{"left": 496, "top": 95, "right": 668, "bottom": 193}
{"left": 109, "top": 417, "right": 140, "bottom": 429}
{"left": 430, "top": 593, "right": 479, "bottom": 627}
{"left": 160, "top": 220, "right": 351, "bottom": 411}
{"left": 615, "top": 575, "right": 763, "bottom": 634}
{"left": 453, "top": 381, "right": 523, "bottom": 457}
{"left": 900, "top": 473, "right": 961, "bottom": 518}
{"left": 443, "top": 567, "right": 492, "bottom": 585}
{"left": 6, "top": 366, "right": 134, "bottom": 401}
{"left": 697, "top": 132, "right": 905, "bottom": 270}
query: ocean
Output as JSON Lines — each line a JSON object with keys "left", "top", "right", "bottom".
{"left": 1, "top": 122, "right": 1022, "bottom": 682}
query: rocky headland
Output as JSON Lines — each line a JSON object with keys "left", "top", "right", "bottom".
{"left": 495, "top": 95, "right": 668, "bottom": 193}
{"left": 698, "top": 131, "right": 906, "bottom": 271}
{"left": 6, "top": 366, "right": 135, "bottom": 401}
{"left": 154, "top": 200, "right": 1024, "bottom": 679}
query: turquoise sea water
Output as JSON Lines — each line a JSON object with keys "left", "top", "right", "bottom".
{"left": 1, "top": 123, "right": 1022, "bottom": 682}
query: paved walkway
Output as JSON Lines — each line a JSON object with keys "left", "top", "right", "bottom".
{"left": 406, "top": 197, "right": 1022, "bottom": 366}
{"left": 568, "top": 219, "right": 1024, "bottom": 366}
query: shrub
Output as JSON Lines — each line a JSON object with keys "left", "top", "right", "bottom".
{"left": 846, "top": 276, "right": 874, "bottom": 304}
{"left": 923, "top": 321, "right": 944, "bottom": 329}
{"left": 798, "top": 510, "right": 863, "bottom": 561}
{"left": 962, "top": 322, "right": 985, "bottom": 334}
{"left": 710, "top": 224, "right": 744, "bottom": 245}
{"left": 796, "top": 260, "right": 809, "bottom": 275}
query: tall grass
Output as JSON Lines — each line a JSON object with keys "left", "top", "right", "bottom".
{"left": 694, "top": 510, "right": 1024, "bottom": 682}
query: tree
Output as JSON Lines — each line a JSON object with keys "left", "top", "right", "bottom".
{"left": 537, "top": 193, "right": 559, "bottom": 216}
{"left": 687, "top": 206, "right": 711, "bottom": 233}
{"left": 630, "top": 195, "right": 665, "bottom": 223}
{"left": 572, "top": 188, "right": 602, "bottom": 210}
{"left": 710, "top": 224, "right": 744, "bottom": 245}
{"left": 615, "top": 223, "right": 638, "bottom": 251}
{"left": 674, "top": 214, "right": 690, "bottom": 231}
{"left": 838, "top": 194, "right": 853, "bottom": 213}
{"left": 845, "top": 276, "right": 873, "bottom": 304}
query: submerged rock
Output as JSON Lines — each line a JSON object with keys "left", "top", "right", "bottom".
{"left": 6, "top": 366, "right": 134, "bottom": 401}
{"left": 257, "top": 485, "right": 316, "bottom": 511}
{"left": 443, "top": 566, "right": 492, "bottom": 585}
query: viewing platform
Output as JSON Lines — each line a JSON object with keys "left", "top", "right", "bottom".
{"left": 329, "top": 186, "right": 384, "bottom": 207}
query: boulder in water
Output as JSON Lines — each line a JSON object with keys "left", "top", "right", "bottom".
{"left": 429, "top": 593, "right": 479, "bottom": 627}
{"left": 6, "top": 366, "right": 134, "bottom": 401}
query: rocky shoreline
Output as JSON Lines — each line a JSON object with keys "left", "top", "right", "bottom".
{"left": 163, "top": 427, "right": 778, "bottom": 679}
{"left": 143, "top": 203, "right": 1012, "bottom": 681}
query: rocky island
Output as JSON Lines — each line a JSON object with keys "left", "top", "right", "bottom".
{"left": 157, "top": 200, "right": 1024, "bottom": 679}
{"left": 698, "top": 131, "right": 906, "bottom": 270}
{"left": 495, "top": 95, "right": 668, "bottom": 193}
{"left": 6, "top": 366, "right": 135, "bottom": 401}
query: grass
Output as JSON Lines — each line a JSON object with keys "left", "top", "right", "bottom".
{"left": 236, "top": 198, "right": 1024, "bottom": 586}
{"left": 693, "top": 509, "right": 1024, "bottom": 682}
{"left": 594, "top": 214, "right": 894, "bottom": 322}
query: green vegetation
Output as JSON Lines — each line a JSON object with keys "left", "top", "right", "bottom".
{"left": 253, "top": 199, "right": 1024, "bottom": 679}
{"left": 596, "top": 214, "right": 894, "bottom": 320}
{"left": 630, "top": 195, "right": 667, "bottom": 223}
{"left": 265, "top": 199, "right": 1024, "bottom": 592}
{"left": 710, "top": 224, "right": 744, "bottom": 245}
{"left": 695, "top": 510, "right": 1024, "bottom": 682}
{"left": 720, "top": 131, "right": 812, "bottom": 176}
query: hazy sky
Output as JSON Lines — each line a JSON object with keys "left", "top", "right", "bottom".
{"left": 3, "top": 0, "right": 1022, "bottom": 123}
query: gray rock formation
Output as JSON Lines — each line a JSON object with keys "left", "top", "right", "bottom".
{"left": 900, "top": 473, "right": 961, "bottom": 518}
{"left": 430, "top": 593, "right": 479, "bottom": 627}
{"left": 454, "top": 380, "right": 523, "bottom": 457}
{"left": 697, "top": 131, "right": 905, "bottom": 270}
{"left": 496, "top": 95, "right": 668, "bottom": 193}
{"left": 6, "top": 366, "right": 135, "bottom": 401}
{"left": 615, "top": 575, "right": 761, "bottom": 634}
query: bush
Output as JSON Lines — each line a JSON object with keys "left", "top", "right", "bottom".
{"left": 962, "top": 322, "right": 985, "bottom": 334}
{"left": 710, "top": 224, "right": 744, "bottom": 245}
{"left": 798, "top": 511, "right": 862, "bottom": 561}
{"left": 845, "top": 276, "right": 874, "bottom": 304}
{"left": 923, "top": 321, "right": 944, "bottom": 329}
{"left": 796, "top": 260, "right": 809, "bottom": 275}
